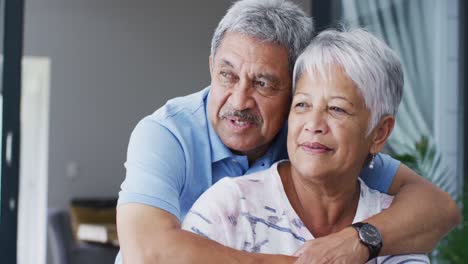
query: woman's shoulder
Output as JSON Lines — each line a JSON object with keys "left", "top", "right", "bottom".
{"left": 358, "top": 178, "right": 395, "bottom": 212}
{"left": 182, "top": 163, "right": 281, "bottom": 229}
{"left": 203, "top": 162, "right": 285, "bottom": 214}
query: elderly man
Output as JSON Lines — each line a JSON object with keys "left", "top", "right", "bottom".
{"left": 116, "top": 0, "right": 461, "bottom": 263}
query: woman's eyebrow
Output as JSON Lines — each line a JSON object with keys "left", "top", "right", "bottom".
{"left": 330, "top": 96, "right": 354, "bottom": 107}
{"left": 292, "top": 92, "right": 310, "bottom": 98}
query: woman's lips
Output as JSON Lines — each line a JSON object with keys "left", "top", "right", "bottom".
{"left": 299, "top": 142, "right": 333, "bottom": 154}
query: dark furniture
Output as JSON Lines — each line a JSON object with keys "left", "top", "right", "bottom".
{"left": 48, "top": 208, "right": 119, "bottom": 264}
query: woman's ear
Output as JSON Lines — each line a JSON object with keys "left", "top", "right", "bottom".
{"left": 370, "top": 115, "right": 395, "bottom": 154}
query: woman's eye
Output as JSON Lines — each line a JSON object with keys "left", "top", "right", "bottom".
{"left": 294, "top": 102, "right": 308, "bottom": 110}
{"left": 329, "top": 106, "right": 347, "bottom": 114}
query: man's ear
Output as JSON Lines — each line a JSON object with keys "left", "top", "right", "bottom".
{"left": 209, "top": 55, "right": 213, "bottom": 77}
{"left": 370, "top": 115, "right": 395, "bottom": 154}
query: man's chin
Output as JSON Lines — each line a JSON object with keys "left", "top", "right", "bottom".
{"left": 227, "top": 146, "right": 258, "bottom": 155}
{"left": 222, "top": 137, "right": 269, "bottom": 157}
{"left": 223, "top": 139, "right": 258, "bottom": 154}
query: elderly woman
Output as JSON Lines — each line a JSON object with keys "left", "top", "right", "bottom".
{"left": 182, "top": 28, "right": 429, "bottom": 263}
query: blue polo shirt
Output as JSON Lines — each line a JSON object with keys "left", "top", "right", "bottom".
{"left": 117, "top": 87, "right": 399, "bottom": 220}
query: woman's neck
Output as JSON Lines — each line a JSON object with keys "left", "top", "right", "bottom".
{"left": 278, "top": 161, "right": 361, "bottom": 238}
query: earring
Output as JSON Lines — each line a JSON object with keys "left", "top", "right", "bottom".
{"left": 369, "top": 154, "right": 376, "bottom": 169}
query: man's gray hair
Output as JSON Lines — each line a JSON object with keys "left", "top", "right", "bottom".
{"left": 293, "top": 27, "right": 404, "bottom": 134}
{"left": 211, "top": 0, "right": 314, "bottom": 75}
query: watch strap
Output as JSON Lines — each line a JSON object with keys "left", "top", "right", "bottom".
{"left": 351, "top": 222, "right": 382, "bottom": 261}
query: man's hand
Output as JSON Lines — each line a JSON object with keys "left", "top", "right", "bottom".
{"left": 294, "top": 227, "right": 368, "bottom": 264}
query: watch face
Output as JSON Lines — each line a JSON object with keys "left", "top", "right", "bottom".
{"left": 359, "top": 224, "right": 382, "bottom": 247}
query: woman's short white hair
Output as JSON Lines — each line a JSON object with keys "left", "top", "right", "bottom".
{"left": 211, "top": 0, "right": 314, "bottom": 75}
{"left": 293, "top": 27, "right": 404, "bottom": 134}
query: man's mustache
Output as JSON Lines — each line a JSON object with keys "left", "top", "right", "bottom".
{"left": 219, "top": 108, "right": 263, "bottom": 125}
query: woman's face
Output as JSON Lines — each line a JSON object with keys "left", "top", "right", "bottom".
{"left": 287, "top": 67, "right": 376, "bottom": 180}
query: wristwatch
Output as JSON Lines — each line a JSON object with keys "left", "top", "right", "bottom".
{"left": 351, "top": 222, "right": 383, "bottom": 261}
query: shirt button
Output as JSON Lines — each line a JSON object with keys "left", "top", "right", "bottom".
{"left": 232, "top": 159, "right": 237, "bottom": 163}
{"left": 261, "top": 163, "right": 265, "bottom": 166}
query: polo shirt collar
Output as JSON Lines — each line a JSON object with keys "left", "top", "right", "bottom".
{"left": 253, "top": 123, "right": 288, "bottom": 167}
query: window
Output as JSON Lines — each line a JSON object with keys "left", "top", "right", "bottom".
{"left": 0, "top": 0, "right": 24, "bottom": 263}
{"left": 312, "top": 0, "right": 463, "bottom": 198}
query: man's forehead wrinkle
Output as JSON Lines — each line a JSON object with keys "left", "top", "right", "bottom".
{"left": 218, "top": 56, "right": 276, "bottom": 78}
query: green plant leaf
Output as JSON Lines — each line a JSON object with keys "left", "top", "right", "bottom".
{"left": 388, "top": 135, "right": 464, "bottom": 263}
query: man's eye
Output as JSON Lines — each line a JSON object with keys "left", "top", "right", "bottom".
{"left": 219, "top": 72, "right": 238, "bottom": 84}
{"left": 220, "top": 71, "right": 231, "bottom": 78}
{"left": 255, "top": 80, "right": 266, "bottom": 87}
{"left": 254, "top": 80, "right": 280, "bottom": 96}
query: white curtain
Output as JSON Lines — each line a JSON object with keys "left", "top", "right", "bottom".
{"left": 338, "top": 0, "right": 458, "bottom": 198}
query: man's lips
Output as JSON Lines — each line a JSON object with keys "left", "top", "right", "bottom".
{"left": 299, "top": 142, "right": 333, "bottom": 153}
{"left": 227, "top": 116, "right": 253, "bottom": 124}
{"left": 219, "top": 109, "right": 262, "bottom": 127}
{"left": 223, "top": 116, "right": 256, "bottom": 128}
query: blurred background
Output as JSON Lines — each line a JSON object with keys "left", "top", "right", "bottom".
{"left": 0, "top": 0, "right": 465, "bottom": 263}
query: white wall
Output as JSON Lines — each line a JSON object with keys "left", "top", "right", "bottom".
{"left": 18, "top": 57, "right": 50, "bottom": 264}
{"left": 24, "top": 0, "right": 311, "bottom": 210}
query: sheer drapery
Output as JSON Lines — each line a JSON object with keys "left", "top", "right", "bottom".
{"left": 338, "top": 0, "right": 458, "bottom": 197}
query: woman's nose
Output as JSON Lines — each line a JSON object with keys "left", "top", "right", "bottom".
{"left": 304, "top": 110, "right": 329, "bottom": 134}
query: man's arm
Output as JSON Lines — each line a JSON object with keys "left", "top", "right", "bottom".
{"left": 293, "top": 163, "right": 462, "bottom": 263}
{"left": 369, "top": 163, "right": 461, "bottom": 255}
{"left": 117, "top": 203, "right": 296, "bottom": 264}
{"left": 118, "top": 117, "right": 295, "bottom": 263}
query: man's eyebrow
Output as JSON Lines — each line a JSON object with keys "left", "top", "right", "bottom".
{"left": 219, "top": 59, "right": 234, "bottom": 68}
{"left": 256, "top": 73, "right": 280, "bottom": 83}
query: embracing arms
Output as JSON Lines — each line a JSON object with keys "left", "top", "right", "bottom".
{"left": 117, "top": 117, "right": 296, "bottom": 263}
{"left": 117, "top": 204, "right": 296, "bottom": 264}
{"left": 294, "top": 163, "right": 462, "bottom": 263}
{"left": 369, "top": 163, "right": 461, "bottom": 254}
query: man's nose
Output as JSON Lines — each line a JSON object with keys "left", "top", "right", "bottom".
{"left": 229, "top": 80, "right": 255, "bottom": 110}
{"left": 304, "top": 110, "right": 329, "bottom": 134}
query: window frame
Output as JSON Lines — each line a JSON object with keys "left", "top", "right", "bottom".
{"left": 0, "top": 0, "right": 24, "bottom": 262}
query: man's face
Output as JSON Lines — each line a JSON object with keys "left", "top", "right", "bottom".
{"left": 208, "top": 32, "right": 291, "bottom": 160}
